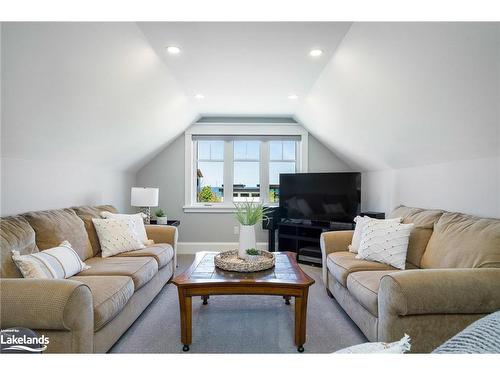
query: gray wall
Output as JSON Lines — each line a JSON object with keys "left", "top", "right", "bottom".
{"left": 136, "top": 131, "right": 353, "bottom": 243}
{"left": 0, "top": 157, "right": 135, "bottom": 216}
{"left": 361, "top": 156, "right": 500, "bottom": 218}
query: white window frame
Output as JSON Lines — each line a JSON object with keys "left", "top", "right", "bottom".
{"left": 184, "top": 123, "right": 308, "bottom": 213}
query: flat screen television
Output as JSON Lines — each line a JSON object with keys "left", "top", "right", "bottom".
{"left": 279, "top": 172, "right": 361, "bottom": 224}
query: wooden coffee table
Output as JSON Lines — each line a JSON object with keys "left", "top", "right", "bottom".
{"left": 172, "top": 251, "right": 315, "bottom": 352}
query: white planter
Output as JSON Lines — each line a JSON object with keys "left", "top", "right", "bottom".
{"left": 238, "top": 224, "right": 256, "bottom": 260}
{"left": 156, "top": 216, "right": 168, "bottom": 225}
{"left": 246, "top": 254, "right": 260, "bottom": 263}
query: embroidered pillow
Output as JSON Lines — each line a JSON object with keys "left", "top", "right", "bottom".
{"left": 356, "top": 221, "right": 414, "bottom": 269}
{"left": 92, "top": 218, "right": 145, "bottom": 257}
{"left": 349, "top": 216, "right": 402, "bottom": 253}
{"left": 11, "top": 241, "right": 90, "bottom": 279}
{"left": 100, "top": 211, "right": 148, "bottom": 245}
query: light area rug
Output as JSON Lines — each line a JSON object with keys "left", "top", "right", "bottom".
{"left": 110, "top": 254, "right": 367, "bottom": 353}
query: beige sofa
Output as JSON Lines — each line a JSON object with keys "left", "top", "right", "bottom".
{"left": 321, "top": 206, "right": 500, "bottom": 353}
{"left": 0, "top": 205, "right": 178, "bottom": 353}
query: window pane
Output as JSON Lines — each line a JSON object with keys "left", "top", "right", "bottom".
{"left": 233, "top": 141, "right": 246, "bottom": 160}
{"left": 197, "top": 161, "right": 224, "bottom": 202}
{"left": 246, "top": 141, "right": 260, "bottom": 159}
{"left": 269, "top": 161, "right": 296, "bottom": 203}
{"left": 234, "top": 140, "right": 260, "bottom": 160}
{"left": 197, "top": 141, "right": 211, "bottom": 160}
{"left": 283, "top": 141, "right": 296, "bottom": 160}
{"left": 197, "top": 140, "right": 224, "bottom": 160}
{"left": 234, "top": 161, "right": 260, "bottom": 202}
{"left": 210, "top": 141, "right": 224, "bottom": 160}
{"left": 269, "top": 141, "right": 282, "bottom": 160}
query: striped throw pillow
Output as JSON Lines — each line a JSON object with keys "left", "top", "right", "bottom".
{"left": 11, "top": 241, "right": 90, "bottom": 279}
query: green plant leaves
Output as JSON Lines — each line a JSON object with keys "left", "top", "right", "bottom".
{"left": 234, "top": 201, "right": 272, "bottom": 226}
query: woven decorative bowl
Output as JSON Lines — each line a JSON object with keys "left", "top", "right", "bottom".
{"left": 214, "top": 250, "right": 275, "bottom": 272}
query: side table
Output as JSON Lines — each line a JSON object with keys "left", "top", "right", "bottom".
{"left": 149, "top": 219, "right": 180, "bottom": 227}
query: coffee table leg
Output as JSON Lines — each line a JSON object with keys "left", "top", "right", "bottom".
{"left": 178, "top": 288, "right": 192, "bottom": 351}
{"left": 294, "top": 289, "right": 308, "bottom": 352}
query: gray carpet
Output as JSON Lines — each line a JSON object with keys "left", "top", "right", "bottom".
{"left": 110, "top": 254, "right": 367, "bottom": 353}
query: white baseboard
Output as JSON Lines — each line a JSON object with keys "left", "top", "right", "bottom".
{"left": 177, "top": 242, "right": 268, "bottom": 254}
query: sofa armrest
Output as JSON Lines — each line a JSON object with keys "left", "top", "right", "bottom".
{"left": 145, "top": 225, "right": 179, "bottom": 267}
{"left": 0, "top": 278, "right": 93, "bottom": 352}
{"left": 379, "top": 268, "right": 500, "bottom": 316}
{"left": 145, "top": 225, "right": 178, "bottom": 247}
{"left": 320, "top": 230, "right": 354, "bottom": 286}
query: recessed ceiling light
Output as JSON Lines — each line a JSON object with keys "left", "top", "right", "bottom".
{"left": 309, "top": 49, "right": 323, "bottom": 57}
{"left": 166, "top": 46, "right": 181, "bottom": 55}
{"left": 288, "top": 94, "right": 299, "bottom": 100}
{"left": 194, "top": 94, "right": 205, "bottom": 99}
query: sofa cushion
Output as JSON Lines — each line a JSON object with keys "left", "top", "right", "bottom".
{"left": 347, "top": 270, "right": 401, "bottom": 316}
{"left": 70, "top": 275, "right": 134, "bottom": 331}
{"left": 0, "top": 216, "right": 39, "bottom": 278}
{"left": 327, "top": 251, "right": 396, "bottom": 287}
{"left": 73, "top": 205, "right": 118, "bottom": 256}
{"left": 421, "top": 212, "right": 500, "bottom": 269}
{"left": 404, "top": 228, "right": 434, "bottom": 268}
{"left": 23, "top": 208, "right": 93, "bottom": 261}
{"left": 115, "top": 244, "right": 174, "bottom": 269}
{"left": 389, "top": 206, "right": 444, "bottom": 267}
{"left": 77, "top": 256, "right": 158, "bottom": 290}
{"left": 390, "top": 206, "right": 444, "bottom": 229}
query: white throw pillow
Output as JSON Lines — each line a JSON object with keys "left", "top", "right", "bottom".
{"left": 356, "top": 220, "right": 414, "bottom": 269}
{"left": 349, "top": 216, "right": 402, "bottom": 253}
{"left": 92, "top": 218, "right": 145, "bottom": 257}
{"left": 336, "top": 334, "right": 411, "bottom": 354}
{"left": 100, "top": 211, "right": 148, "bottom": 245}
{"left": 11, "top": 241, "right": 89, "bottom": 279}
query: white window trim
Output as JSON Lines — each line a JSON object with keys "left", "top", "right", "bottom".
{"left": 184, "top": 123, "right": 308, "bottom": 213}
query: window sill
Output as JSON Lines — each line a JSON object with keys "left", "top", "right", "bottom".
{"left": 183, "top": 205, "right": 237, "bottom": 213}
{"left": 183, "top": 203, "right": 278, "bottom": 213}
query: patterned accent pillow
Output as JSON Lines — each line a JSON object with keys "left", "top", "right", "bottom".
{"left": 349, "top": 216, "right": 402, "bottom": 253}
{"left": 100, "top": 211, "right": 148, "bottom": 245}
{"left": 356, "top": 220, "right": 414, "bottom": 269}
{"left": 92, "top": 218, "right": 145, "bottom": 257}
{"left": 11, "top": 241, "right": 90, "bottom": 279}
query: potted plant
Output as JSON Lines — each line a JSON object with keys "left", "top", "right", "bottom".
{"left": 245, "top": 248, "right": 260, "bottom": 262}
{"left": 234, "top": 202, "right": 271, "bottom": 260}
{"left": 155, "top": 208, "right": 168, "bottom": 225}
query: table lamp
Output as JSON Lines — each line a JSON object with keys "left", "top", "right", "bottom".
{"left": 131, "top": 187, "right": 159, "bottom": 224}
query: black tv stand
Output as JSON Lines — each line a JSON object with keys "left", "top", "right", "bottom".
{"left": 277, "top": 220, "right": 355, "bottom": 266}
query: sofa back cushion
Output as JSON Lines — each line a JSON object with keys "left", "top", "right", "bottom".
{"left": 421, "top": 212, "right": 500, "bottom": 269}
{"left": 389, "top": 206, "right": 444, "bottom": 267}
{"left": 0, "top": 216, "right": 39, "bottom": 278}
{"left": 23, "top": 208, "right": 93, "bottom": 261}
{"left": 73, "top": 205, "right": 118, "bottom": 256}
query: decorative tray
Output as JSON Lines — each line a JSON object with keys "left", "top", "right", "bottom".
{"left": 214, "top": 250, "right": 275, "bottom": 272}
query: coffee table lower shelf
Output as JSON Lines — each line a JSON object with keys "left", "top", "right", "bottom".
{"left": 171, "top": 251, "right": 314, "bottom": 353}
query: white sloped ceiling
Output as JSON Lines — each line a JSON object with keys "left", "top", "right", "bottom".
{"left": 297, "top": 22, "right": 500, "bottom": 171}
{"left": 2, "top": 22, "right": 498, "bottom": 175}
{"left": 1, "top": 22, "right": 197, "bottom": 172}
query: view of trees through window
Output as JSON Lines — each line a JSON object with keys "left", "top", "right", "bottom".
{"left": 196, "top": 140, "right": 224, "bottom": 202}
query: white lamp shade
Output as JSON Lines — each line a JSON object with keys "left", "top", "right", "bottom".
{"left": 131, "top": 187, "right": 159, "bottom": 207}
